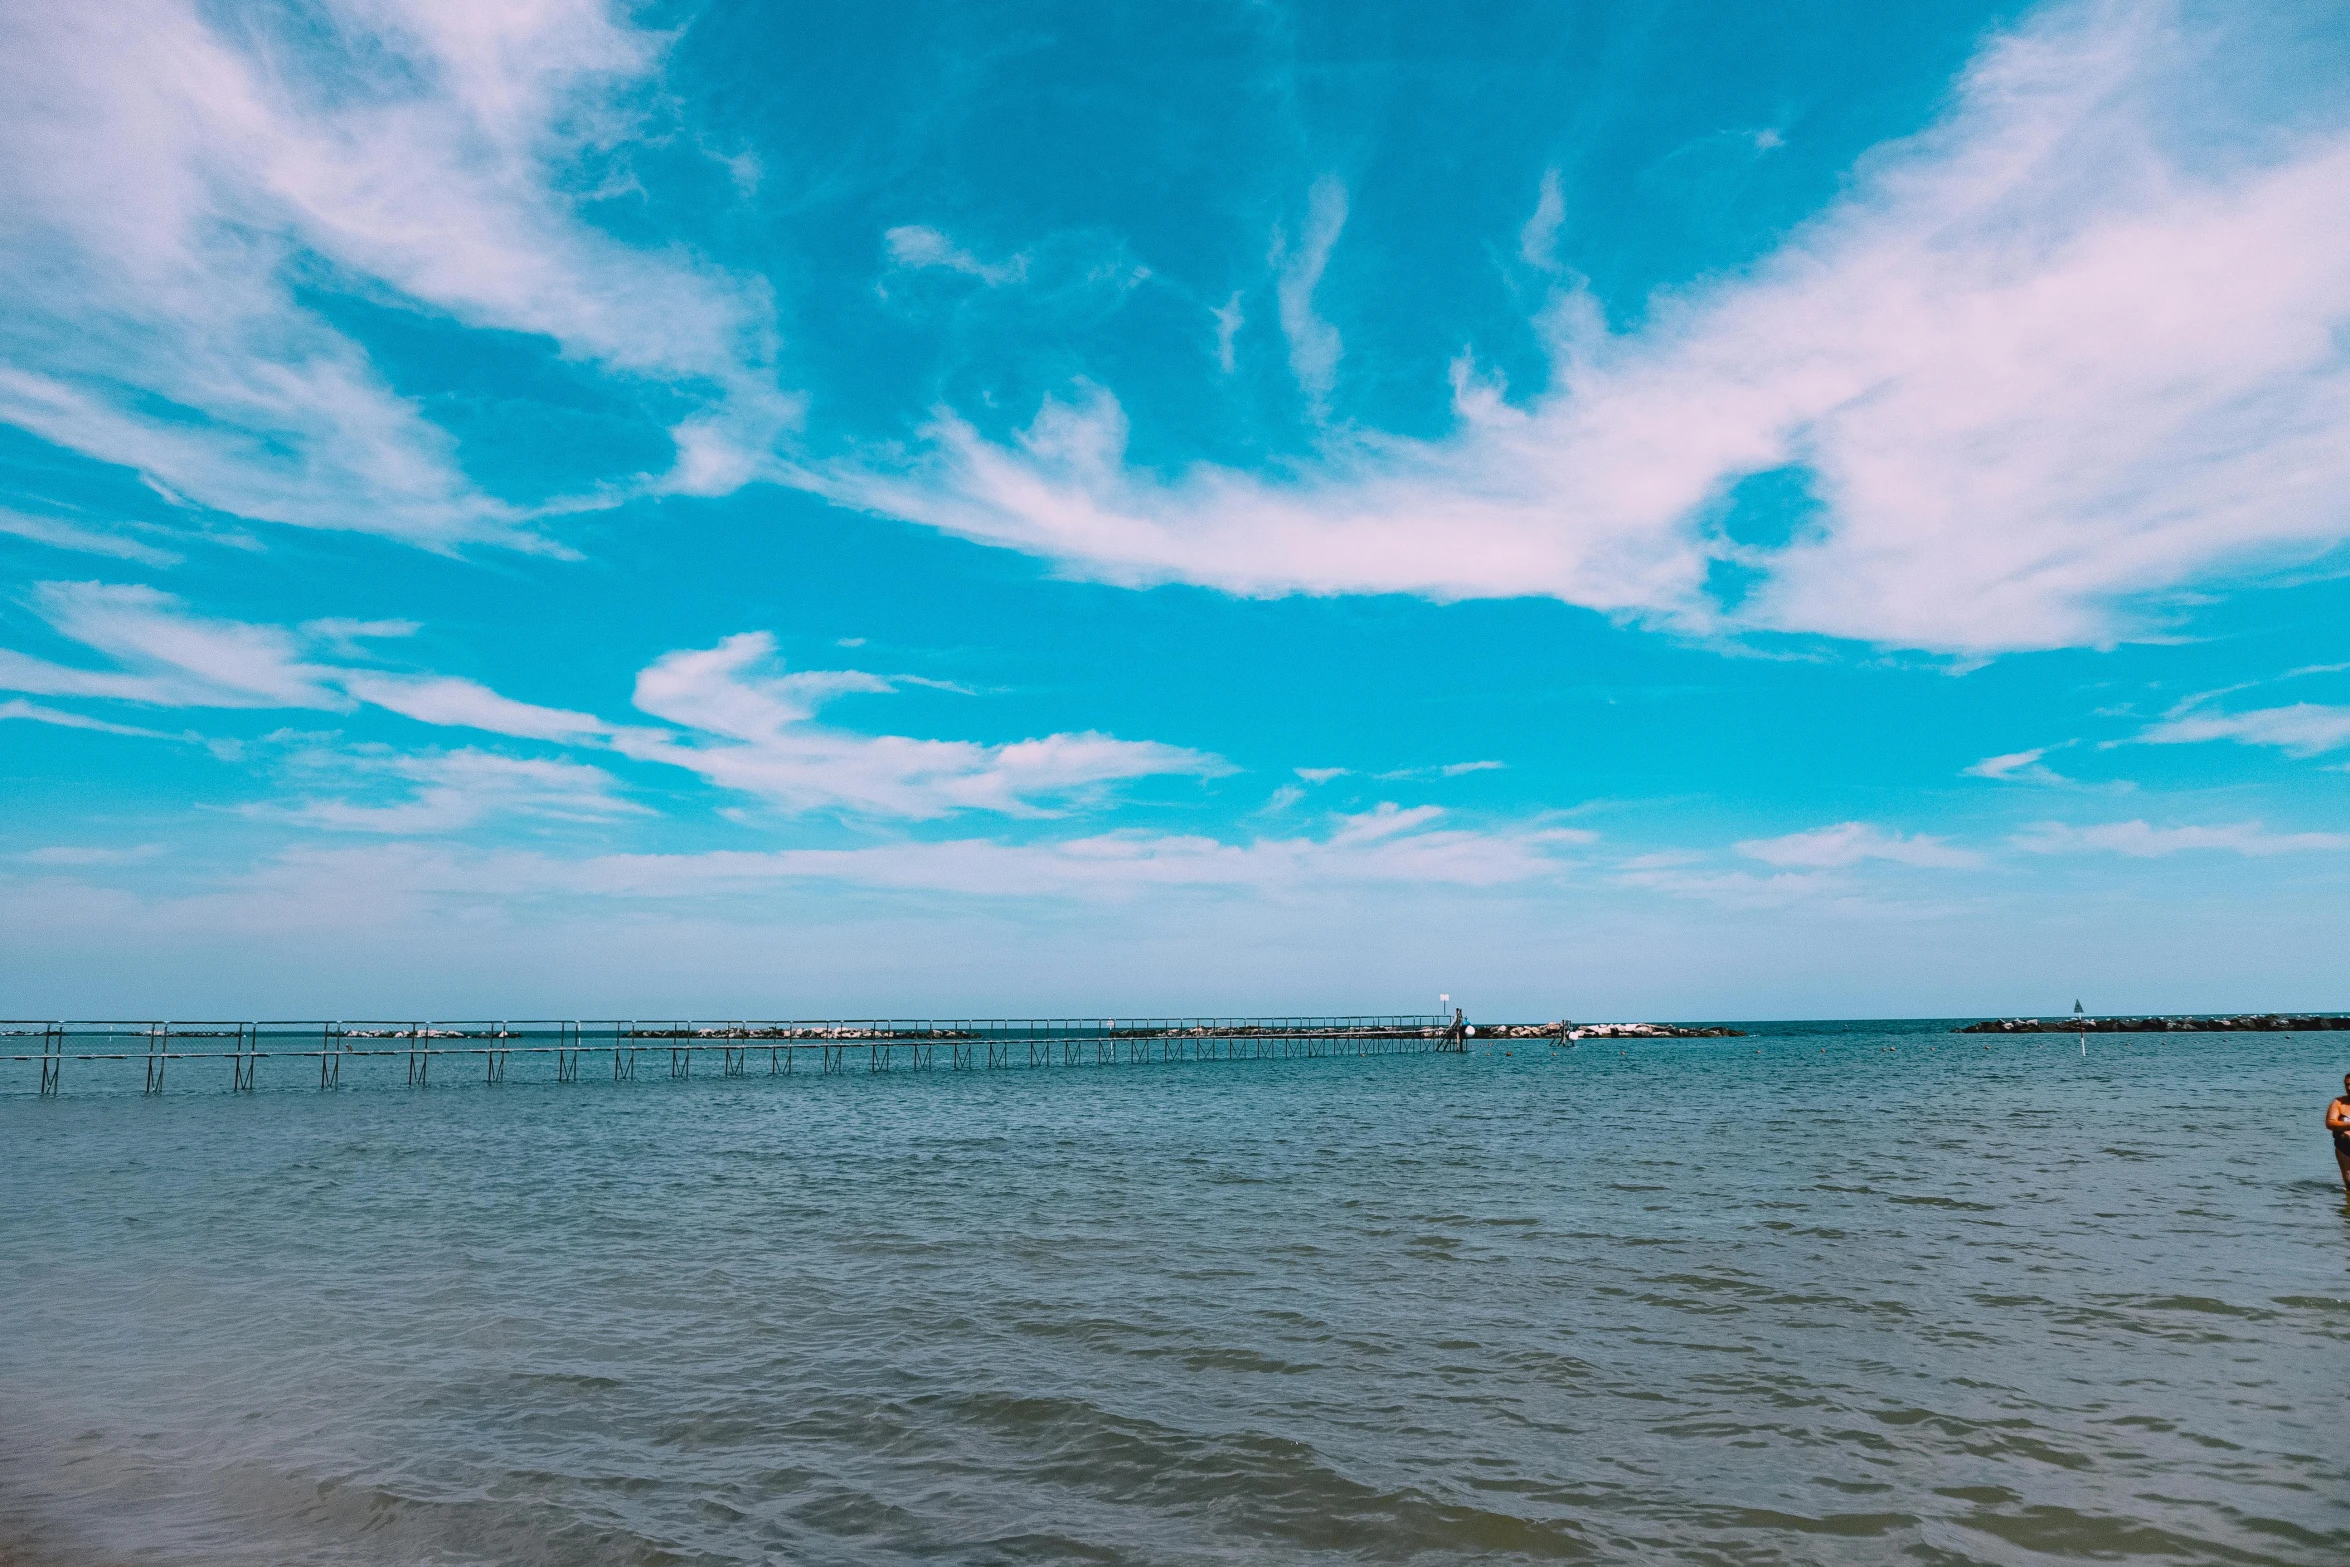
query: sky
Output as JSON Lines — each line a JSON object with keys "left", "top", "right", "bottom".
{"left": 2, "top": 0, "right": 2348, "bottom": 1021}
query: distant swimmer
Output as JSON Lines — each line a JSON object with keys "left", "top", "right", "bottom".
{"left": 2331, "top": 1074, "right": 2350, "bottom": 1194}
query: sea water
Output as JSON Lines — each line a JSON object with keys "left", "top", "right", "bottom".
{"left": 3, "top": 1019, "right": 2346, "bottom": 1565}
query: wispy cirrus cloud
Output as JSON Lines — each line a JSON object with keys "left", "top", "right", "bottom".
{"left": 813, "top": 2, "right": 2350, "bottom": 655}
{"left": 201, "top": 803, "right": 1592, "bottom": 903}
{"left": 1614, "top": 863, "right": 1859, "bottom": 911}
{"left": 1518, "top": 168, "right": 1567, "bottom": 273}
{"left": 0, "top": 697, "right": 194, "bottom": 741}
{"left": 1374, "top": 760, "right": 1507, "bottom": 781}
{"left": 0, "top": 583, "right": 1227, "bottom": 823}
{"left": 611, "top": 632, "right": 1229, "bottom": 819}
{"left": 562, "top": 807, "right": 1587, "bottom": 898}
{"left": 0, "top": 0, "right": 791, "bottom": 548}
{"left": 884, "top": 225, "right": 1028, "bottom": 286}
{"left": 299, "top": 619, "right": 419, "bottom": 657}
{"left": 1213, "top": 293, "right": 1245, "bottom": 373}
{"left": 336, "top": 673, "right": 612, "bottom": 744}
{"left": 1737, "top": 821, "right": 1981, "bottom": 869}
{"left": 2135, "top": 702, "right": 2350, "bottom": 757}
{"left": 1964, "top": 743, "right": 2075, "bottom": 783}
{"left": 1271, "top": 176, "right": 1349, "bottom": 413}
{"left": 2014, "top": 819, "right": 2350, "bottom": 857}
{"left": 0, "top": 509, "right": 181, "bottom": 567}
{"left": 0, "top": 582, "right": 344, "bottom": 708}
{"left": 257, "top": 747, "right": 643, "bottom": 835}
{"left": 1610, "top": 821, "right": 1982, "bottom": 911}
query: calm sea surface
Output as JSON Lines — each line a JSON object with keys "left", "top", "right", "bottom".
{"left": 4, "top": 1020, "right": 2347, "bottom": 1566}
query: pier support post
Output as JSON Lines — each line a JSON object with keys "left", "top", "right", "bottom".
{"left": 231, "top": 1023, "right": 258, "bottom": 1092}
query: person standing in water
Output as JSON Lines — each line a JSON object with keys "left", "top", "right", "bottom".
{"left": 2330, "top": 1074, "right": 2350, "bottom": 1194}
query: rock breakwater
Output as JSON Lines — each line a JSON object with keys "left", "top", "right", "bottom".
{"left": 1488, "top": 1022, "right": 1747, "bottom": 1041}
{"left": 1958, "top": 1014, "right": 2349, "bottom": 1034}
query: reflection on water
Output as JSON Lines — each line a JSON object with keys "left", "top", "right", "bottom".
{"left": 3, "top": 1020, "right": 2347, "bottom": 1565}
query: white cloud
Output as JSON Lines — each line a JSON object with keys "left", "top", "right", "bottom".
{"left": 339, "top": 672, "right": 611, "bottom": 742}
{"left": 1373, "top": 759, "right": 1508, "bottom": 781}
{"left": 261, "top": 747, "right": 641, "bottom": 835}
{"left": 884, "top": 225, "right": 1027, "bottom": 285}
{"left": 1213, "top": 292, "right": 1245, "bottom": 373}
{"left": 300, "top": 618, "right": 419, "bottom": 657}
{"left": 1737, "top": 821, "right": 1981, "bottom": 869}
{"left": 1616, "top": 850, "right": 1703, "bottom": 870}
{"left": 0, "top": 585, "right": 1234, "bottom": 823}
{"left": 0, "top": 697, "right": 193, "bottom": 740}
{"left": 0, "top": 585, "right": 603, "bottom": 740}
{"left": 1615, "top": 863, "right": 1856, "bottom": 911}
{"left": 611, "top": 631, "right": 1230, "bottom": 819}
{"left": 633, "top": 815, "right": 1588, "bottom": 899}
{"left": 812, "top": 3, "right": 2350, "bottom": 655}
{"left": 1519, "top": 169, "right": 1566, "bottom": 272}
{"left": 1294, "top": 767, "right": 1350, "bottom": 784}
{"left": 0, "top": 0, "right": 789, "bottom": 547}
{"left": 1965, "top": 744, "right": 2072, "bottom": 782}
{"left": 2136, "top": 703, "right": 2350, "bottom": 757}
{"left": 1271, "top": 176, "right": 1349, "bottom": 410}
{"left": 1616, "top": 838, "right": 1972, "bottom": 912}
{"left": 269, "top": 802, "right": 1592, "bottom": 899}
{"left": 2014, "top": 819, "right": 2350, "bottom": 856}
{"left": 0, "top": 582, "right": 343, "bottom": 707}
{"left": 0, "top": 509, "right": 180, "bottom": 567}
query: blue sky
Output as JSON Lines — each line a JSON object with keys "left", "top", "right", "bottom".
{"left": 3, "top": 0, "right": 2349, "bottom": 1020}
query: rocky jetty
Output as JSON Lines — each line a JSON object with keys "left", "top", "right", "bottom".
{"left": 1490, "top": 1021, "right": 1747, "bottom": 1041}
{"left": 1958, "top": 1014, "right": 2349, "bottom": 1034}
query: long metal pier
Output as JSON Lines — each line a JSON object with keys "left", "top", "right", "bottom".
{"left": 2, "top": 1015, "right": 1463, "bottom": 1096}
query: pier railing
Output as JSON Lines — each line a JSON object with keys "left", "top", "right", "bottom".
{"left": 2, "top": 1015, "right": 1455, "bottom": 1096}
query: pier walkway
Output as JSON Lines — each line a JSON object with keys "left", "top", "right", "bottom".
{"left": 3, "top": 1015, "right": 1460, "bottom": 1096}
